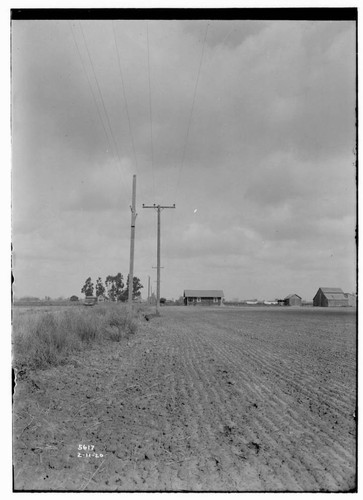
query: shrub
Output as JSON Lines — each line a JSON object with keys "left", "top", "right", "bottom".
{"left": 12, "top": 305, "right": 138, "bottom": 370}
{"left": 13, "top": 312, "right": 81, "bottom": 370}
{"left": 103, "top": 306, "right": 138, "bottom": 341}
{"left": 61, "top": 310, "right": 99, "bottom": 342}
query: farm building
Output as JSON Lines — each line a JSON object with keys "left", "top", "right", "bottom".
{"left": 283, "top": 294, "right": 302, "bottom": 306}
{"left": 184, "top": 290, "right": 224, "bottom": 306}
{"left": 344, "top": 293, "right": 356, "bottom": 307}
{"left": 313, "top": 288, "right": 349, "bottom": 307}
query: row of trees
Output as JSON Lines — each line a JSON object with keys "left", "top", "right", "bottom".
{"left": 81, "top": 273, "right": 143, "bottom": 302}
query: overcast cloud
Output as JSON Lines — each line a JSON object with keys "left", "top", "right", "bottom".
{"left": 12, "top": 17, "right": 356, "bottom": 301}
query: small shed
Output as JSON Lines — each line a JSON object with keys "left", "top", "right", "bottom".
{"left": 184, "top": 290, "right": 224, "bottom": 306}
{"left": 284, "top": 294, "right": 302, "bottom": 306}
{"left": 313, "top": 288, "right": 349, "bottom": 307}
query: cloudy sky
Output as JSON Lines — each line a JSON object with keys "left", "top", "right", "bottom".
{"left": 11, "top": 13, "right": 356, "bottom": 301}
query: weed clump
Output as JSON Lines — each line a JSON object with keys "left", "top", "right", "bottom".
{"left": 62, "top": 310, "right": 99, "bottom": 342}
{"left": 104, "top": 307, "right": 138, "bottom": 341}
{"left": 13, "top": 312, "right": 80, "bottom": 370}
{"left": 12, "top": 304, "right": 138, "bottom": 370}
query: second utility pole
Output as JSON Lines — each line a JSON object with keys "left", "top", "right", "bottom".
{"left": 143, "top": 203, "right": 175, "bottom": 313}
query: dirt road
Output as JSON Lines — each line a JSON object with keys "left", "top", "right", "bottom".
{"left": 13, "top": 306, "right": 356, "bottom": 491}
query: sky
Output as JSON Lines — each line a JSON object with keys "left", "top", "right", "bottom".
{"left": 11, "top": 13, "right": 356, "bottom": 302}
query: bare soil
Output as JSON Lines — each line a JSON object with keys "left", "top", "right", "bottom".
{"left": 13, "top": 306, "right": 357, "bottom": 492}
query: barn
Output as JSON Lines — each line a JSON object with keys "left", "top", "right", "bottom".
{"left": 283, "top": 294, "right": 302, "bottom": 306}
{"left": 313, "top": 287, "right": 349, "bottom": 307}
{"left": 183, "top": 290, "right": 224, "bottom": 306}
{"left": 344, "top": 293, "right": 356, "bottom": 307}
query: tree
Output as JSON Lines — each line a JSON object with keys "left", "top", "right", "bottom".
{"left": 105, "top": 273, "right": 124, "bottom": 301}
{"left": 120, "top": 275, "right": 143, "bottom": 302}
{"left": 81, "top": 277, "right": 94, "bottom": 297}
{"left": 95, "top": 277, "right": 106, "bottom": 298}
{"left": 105, "top": 275, "right": 116, "bottom": 301}
{"left": 70, "top": 295, "right": 79, "bottom": 302}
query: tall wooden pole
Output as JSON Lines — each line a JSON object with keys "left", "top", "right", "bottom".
{"left": 156, "top": 205, "right": 161, "bottom": 311}
{"left": 128, "top": 175, "right": 137, "bottom": 311}
{"left": 142, "top": 203, "right": 175, "bottom": 314}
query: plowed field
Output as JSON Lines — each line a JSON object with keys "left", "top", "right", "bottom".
{"left": 13, "top": 306, "right": 357, "bottom": 492}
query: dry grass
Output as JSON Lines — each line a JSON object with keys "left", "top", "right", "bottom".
{"left": 12, "top": 304, "right": 139, "bottom": 371}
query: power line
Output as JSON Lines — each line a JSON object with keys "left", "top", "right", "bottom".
{"left": 112, "top": 21, "right": 138, "bottom": 173}
{"left": 79, "top": 22, "right": 128, "bottom": 182}
{"left": 146, "top": 21, "right": 156, "bottom": 199}
{"left": 174, "top": 22, "right": 209, "bottom": 202}
{"left": 222, "top": 27, "right": 236, "bottom": 45}
{"left": 69, "top": 22, "right": 114, "bottom": 159}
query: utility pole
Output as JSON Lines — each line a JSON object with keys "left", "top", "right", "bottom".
{"left": 143, "top": 203, "right": 175, "bottom": 313}
{"left": 128, "top": 175, "right": 137, "bottom": 312}
{"left": 147, "top": 275, "right": 150, "bottom": 305}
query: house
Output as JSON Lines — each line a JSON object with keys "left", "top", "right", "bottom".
{"left": 313, "top": 288, "right": 349, "bottom": 307}
{"left": 283, "top": 294, "right": 302, "bottom": 306}
{"left": 183, "top": 290, "right": 224, "bottom": 306}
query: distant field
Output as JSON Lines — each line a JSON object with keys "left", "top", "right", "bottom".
{"left": 13, "top": 300, "right": 83, "bottom": 308}
{"left": 13, "top": 305, "right": 356, "bottom": 491}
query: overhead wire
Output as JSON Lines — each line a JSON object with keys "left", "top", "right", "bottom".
{"left": 112, "top": 21, "right": 138, "bottom": 174}
{"left": 146, "top": 21, "right": 156, "bottom": 199}
{"left": 221, "top": 27, "right": 236, "bottom": 46}
{"left": 69, "top": 21, "right": 114, "bottom": 160}
{"left": 78, "top": 21, "right": 130, "bottom": 185}
{"left": 174, "top": 22, "right": 209, "bottom": 203}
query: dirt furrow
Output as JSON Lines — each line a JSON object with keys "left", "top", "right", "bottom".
{"left": 13, "top": 306, "right": 356, "bottom": 491}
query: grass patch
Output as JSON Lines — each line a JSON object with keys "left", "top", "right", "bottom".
{"left": 103, "top": 306, "right": 138, "bottom": 342}
{"left": 12, "top": 304, "right": 138, "bottom": 371}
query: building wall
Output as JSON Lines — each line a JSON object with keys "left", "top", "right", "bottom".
{"left": 327, "top": 299, "right": 349, "bottom": 307}
{"left": 313, "top": 289, "right": 349, "bottom": 307}
{"left": 185, "top": 297, "right": 222, "bottom": 306}
{"left": 345, "top": 294, "right": 356, "bottom": 307}
{"left": 349, "top": 295, "right": 356, "bottom": 307}
{"left": 313, "top": 290, "right": 324, "bottom": 307}
{"left": 286, "top": 296, "right": 302, "bottom": 306}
